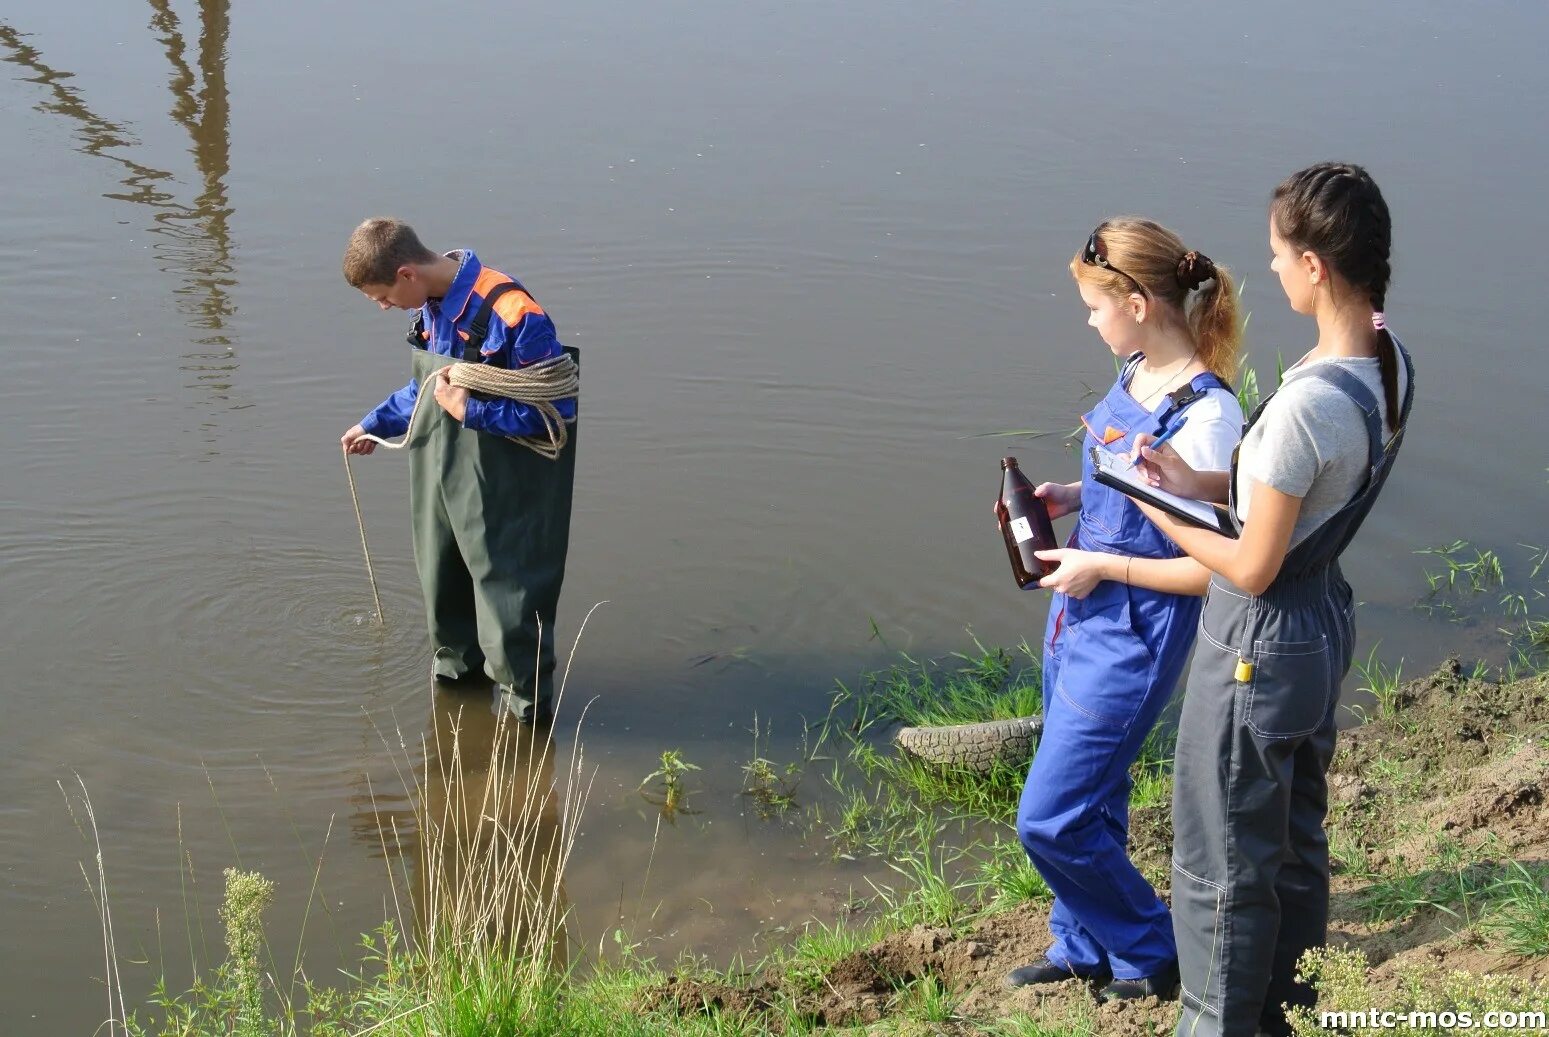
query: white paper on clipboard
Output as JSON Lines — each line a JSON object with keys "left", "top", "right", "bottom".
{"left": 1090, "top": 447, "right": 1239, "bottom": 538}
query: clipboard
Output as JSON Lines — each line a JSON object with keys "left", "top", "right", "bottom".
{"left": 1090, "top": 447, "right": 1241, "bottom": 539}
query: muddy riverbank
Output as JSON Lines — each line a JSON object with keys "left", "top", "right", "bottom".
{"left": 649, "top": 661, "right": 1549, "bottom": 1035}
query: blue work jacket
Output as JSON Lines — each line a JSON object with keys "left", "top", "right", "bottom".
{"left": 359, "top": 250, "right": 576, "bottom": 439}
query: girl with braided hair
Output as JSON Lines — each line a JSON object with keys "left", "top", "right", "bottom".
{"left": 1003, "top": 218, "right": 1242, "bottom": 1003}
{"left": 1129, "top": 163, "right": 1414, "bottom": 1037}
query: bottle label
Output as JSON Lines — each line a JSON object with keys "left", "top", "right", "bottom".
{"left": 1010, "top": 516, "right": 1036, "bottom": 544}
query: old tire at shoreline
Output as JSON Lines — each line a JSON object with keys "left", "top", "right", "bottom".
{"left": 893, "top": 716, "right": 1043, "bottom": 775}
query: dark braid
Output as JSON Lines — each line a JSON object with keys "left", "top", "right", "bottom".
{"left": 1272, "top": 162, "right": 1401, "bottom": 432}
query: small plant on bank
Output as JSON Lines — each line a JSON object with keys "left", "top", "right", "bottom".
{"left": 835, "top": 639, "right": 1179, "bottom": 821}
{"left": 1353, "top": 643, "right": 1406, "bottom": 721}
{"left": 894, "top": 973, "right": 957, "bottom": 1024}
{"left": 739, "top": 714, "right": 805, "bottom": 819}
{"left": 1346, "top": 831, "right": 1549, "bottom": 943}
{"left": 787, "top": 915, "right": 880, "bottom": 973}
{"left": 987, "top": 1003, "right": 1100, "bottom": 1036}
{"left": 1482, "top": 860, "right": 1549, "bottom": 956}
{"left": 815, "top": 640, "right": 1043, "bottom": 855}
{"left": 640, "top": 749, "right": 700, "bottom": 817}
{"left": 1234, "top": 341, "right": 1285, "bottom": 417}
{"left": 1128, "top": 723, "right": 1177, "bottom": 811}
{"left": 871, "top": 846, "right": 979, "bottom": 932}
{"left": 1419, "top": 540, "right": 1506, "bottom": 595}
{"left": 974, "top": 837, "right": 1052, "bottom": 907}
{"left": 219, "top": 868, "right": 275, "bottom": 1037}
{"left": 741, "top": 756, "right": 801, "bottom": 817}
{"left": 1353, "top": 857, "right": 1439, "bottom": 925}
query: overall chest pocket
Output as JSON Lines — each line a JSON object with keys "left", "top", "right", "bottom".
{"left": 1080, "top": 483, "right": 1144, "bottom": 543}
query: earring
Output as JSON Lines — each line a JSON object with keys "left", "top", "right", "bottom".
{"left": 1134, "top": 314, "right": 1143, "bottom": 324}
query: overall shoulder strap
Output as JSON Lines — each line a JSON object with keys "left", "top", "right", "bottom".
{"left": 1153, "top": 372, "right": 1232, "bottom": 430}
{"left": 1119, "top": 351, "right": 1145, "bottom": 383}
{"left": 1391, "top": 335, "right": 1416, "bottom": 434}
{"left": 461, "top": 280, "right": 532, "bottom": 362}
{"left": 1303, "top": 364, "right": 1385, "bottom": 473}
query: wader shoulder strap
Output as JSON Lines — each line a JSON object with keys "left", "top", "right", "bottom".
{"left": 462, "top": 279, "right": 534, "bottom": 363}
{"left": 407, "top": 310, "right": 427, "bottom": 348}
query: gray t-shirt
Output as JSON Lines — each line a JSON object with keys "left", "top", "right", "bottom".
{"left": 1234, "top": 349, "right": 1408, "bottom": 548}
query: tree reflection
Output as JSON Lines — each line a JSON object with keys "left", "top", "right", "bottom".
{"left": 0, "top": 3, "right": 240, "bottom": 419}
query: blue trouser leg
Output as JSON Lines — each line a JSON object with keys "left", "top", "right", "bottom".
{"left": 1029, "top": 596, "right": 1111, "bottom": 974}
{"left": 1017, "top": 666, "right": 1177, "bottom": 979}
{"left": 1039, "top": 763, "right": 1137, "bottom": 973}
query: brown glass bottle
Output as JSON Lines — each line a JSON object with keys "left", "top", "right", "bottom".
{"left": 998, "top": 457, "right": 1058, "bottom": 588}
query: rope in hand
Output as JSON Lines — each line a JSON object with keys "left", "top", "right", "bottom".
{"left": 359, "top": 353, "right": 579, "bottom": 459}
{"left": 342, "top": 353, "right": 580, "bottom": 625}
{"left": 342, "top": 446, "right": 384, "bottom": 624}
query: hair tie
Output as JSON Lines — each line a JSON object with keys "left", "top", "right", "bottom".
{"left": 1371, "top": 311, "right": 1387, "bottom": 331}
{"left": 1177, "top": 250, "right": 1216, "bottom": 291}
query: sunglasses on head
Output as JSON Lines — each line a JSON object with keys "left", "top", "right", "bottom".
{"left": 1082, "top": 228, "right": 1147, "bottom": 297}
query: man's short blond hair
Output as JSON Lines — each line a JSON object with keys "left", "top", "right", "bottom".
{"left": 342, "top": 218, "right": 438, "bottom": 288}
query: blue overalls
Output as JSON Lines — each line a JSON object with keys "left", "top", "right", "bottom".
{"left": 1017, "top": 354, "right": 1229, "bottom": 981}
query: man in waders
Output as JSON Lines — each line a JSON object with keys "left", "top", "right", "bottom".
{"left": 340, "top": 218, "right": 577, "bottom": 725}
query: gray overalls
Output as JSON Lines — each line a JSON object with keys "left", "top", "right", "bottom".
{"left": 1171, "top": 340, "right": 1414, "bottom": 1037}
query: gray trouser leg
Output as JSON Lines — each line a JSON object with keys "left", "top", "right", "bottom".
{"left": 1172, "top": 581, "right": 1349, "bottom": 1037}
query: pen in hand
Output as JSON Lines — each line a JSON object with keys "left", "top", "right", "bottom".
{"left": 1130, "top": 415, "right": 1188, "bottom": 469}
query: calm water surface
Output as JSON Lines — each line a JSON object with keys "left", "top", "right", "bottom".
{"left": 3, "top": 1, "right": 1547, "bottom": 1031}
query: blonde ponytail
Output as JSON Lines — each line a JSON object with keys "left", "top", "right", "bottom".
{"left": 1189, "top": 263, "right": 1241, "bottom": 385}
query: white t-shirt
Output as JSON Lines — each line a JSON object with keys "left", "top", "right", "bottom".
{"left": 1162, "top": 387, "right": 1243, "bottom": 473}
{"left": 1234, "top": 350, "right": 1408, "bottom": 548}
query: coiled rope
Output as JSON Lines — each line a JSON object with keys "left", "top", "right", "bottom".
{"left": 343, "top": 353, "right": 579, "bottom": 624}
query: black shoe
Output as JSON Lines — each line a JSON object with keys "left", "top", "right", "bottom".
{"left": 1004, "top": 957, "right": 1109, "bottom": 990}
{"left": 1099, "top": 961, "right": 1179, "bottom": 1002}
{"left": 493, "top": 686, "right": 553, "bottom": 727}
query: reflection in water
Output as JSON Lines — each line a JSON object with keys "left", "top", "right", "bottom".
{"left": 149, "top": 0, "right": 238, "bottom": 406}
{"left": 354, "top": 686, "right": 574, "bottom": 970}
{"left": 0, "top": 4, "right": 241, "bottom": 417}
{"left": 420, "top": 689, "right": 571, "bottom": 968}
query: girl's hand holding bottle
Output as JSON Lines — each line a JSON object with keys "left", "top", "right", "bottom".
{"left": 1034, "top": 481, "right": 1082, "bottom": 520}
{"left": 1032, "top": 547, "right": 1110, "bottom": 599}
